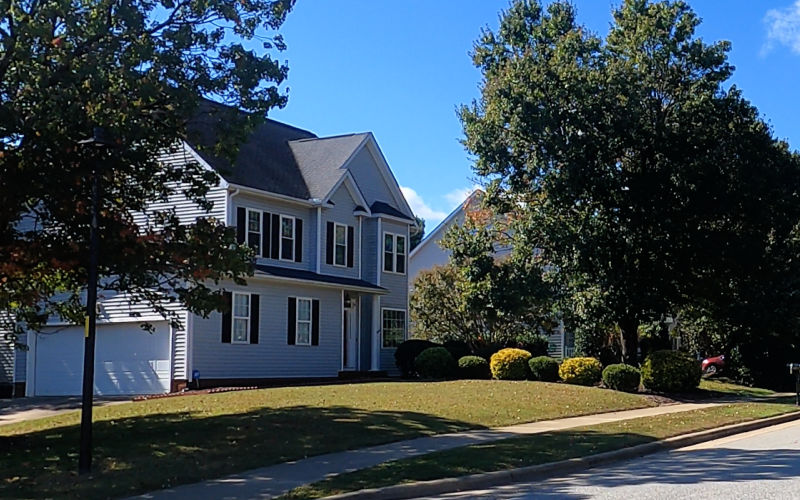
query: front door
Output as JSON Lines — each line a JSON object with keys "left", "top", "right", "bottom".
{"left": 343, "top": 294, "right": 358, "bottom": 370}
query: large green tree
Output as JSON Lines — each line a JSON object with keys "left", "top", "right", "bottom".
{"left": 461, "top": 0, "right": 800, "bottom": 364}
{"left": 0, "top": 0, "right": 294, "bottom": 344}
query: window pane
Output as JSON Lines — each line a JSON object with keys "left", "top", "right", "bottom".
{"left": 297, "top": 322, "right": 311, "bottom": 344}
{"left": 384, "top": 234, "right": 393, "bottom": 252}
{"left": 384, "top": 251, "right": 393, "bottom": 272}
{"left": 248, "top": 232, "right": 261, "bottom": 254}
{"left": 282, "top": 238, "right": 293, "bottom": 260}
{"left": 233, "top": 294, "right": 249, "bottom": 317}
{"left": 298, "top": 299, "right": 311, "bottom": 321}
{"left": 396, "top": 236, "right": 406, "bottom": 254}
{"left": 233, "top": 318, "right": 248, "bottom": 342}
{"left": 335, "top": 225, "right": 346, "bottom": 245}
{"left": 248, "top": 211, "right": 260, "bottom": 232}
{"left": 396, "top": 253, "right": 405, "bottom": 274}
{"left": 335, "top": 245, "right": 346, "bottom": 266}
{"left": 382, "top": 310, "right": 405, "bottom": 348}
{"left": 281, "top": 217, "right": 294, "bottom": 238}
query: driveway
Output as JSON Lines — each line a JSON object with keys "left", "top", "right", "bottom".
{"left": 415, "top": 419, "right": 800, "bottom": 499}
{"left": 0, "top": 396, "right": 130, "bottom": 426}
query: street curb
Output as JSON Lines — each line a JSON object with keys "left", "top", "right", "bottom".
{"left": 321, "top": 409, "right": 800, "bottom": 500}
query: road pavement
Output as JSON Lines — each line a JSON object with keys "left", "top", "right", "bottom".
{"left": 415, "top": 419, "right": 800, "bottom": 500}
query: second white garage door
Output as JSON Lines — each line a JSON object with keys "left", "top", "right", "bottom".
{"left": 32, "top": 322, "right": 171, "bottom": 396}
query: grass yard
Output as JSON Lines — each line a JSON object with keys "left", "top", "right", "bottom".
{"left": 1, "top": 380, "right": 653, "bottom": 499}
{"left": 283, "top": 401, "right": 800, "bottom": 499}
{"left": 698, "top": 379, "right": 778, "bottom": 398}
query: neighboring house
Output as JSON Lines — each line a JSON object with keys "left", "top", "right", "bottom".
{"left": 407, "top": 190, "right": 574, "bottom": 359}
{"left": 8, "top": 104, "right": 416, "bottom": 397}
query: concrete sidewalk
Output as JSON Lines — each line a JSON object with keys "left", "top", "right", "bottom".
{"left": 136, "top": 402, "right": 719, "bottom": 500}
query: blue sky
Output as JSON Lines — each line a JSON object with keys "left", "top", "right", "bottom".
{"left": 270, "top": 1, "right": 800, "bottom": 231}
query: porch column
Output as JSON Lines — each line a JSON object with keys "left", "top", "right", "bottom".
{"left": 371, "top": 295, "right": 380, "bottom": 371}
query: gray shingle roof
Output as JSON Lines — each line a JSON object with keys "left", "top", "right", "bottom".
{"left": 254, "top": 264, "right": 387, "bottom": 293}
{"left": 288, "top": 133, "right": 369, "bottom": 200}
{"left": 370, "top": 201, "right": 414, "bottom": 221}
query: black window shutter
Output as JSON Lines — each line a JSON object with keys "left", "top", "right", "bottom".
{"left": 250, "top": 294, "right": 259, "bottom": 344}
{"left": 262, "top": 212, "right": 271, "bottom": 258}
{"left": 221, "top": 291, "right": 232, "bottom": 343}
{"left": 287, "top": 297, "right": 296, "bottom": 345}
{"left": 311, "top": 299, "right": 320, "bottom": 346}
{"left": 236, "top": 207, "right": 246, "bottom": 244}
{"left": 326, "top": 221, "right": 334, "bottom": 265}
{"left": 347, "top": 226, "right": 355, "bottom": 268}
{"left": 294, "top": 218, "right": 303, "bottom": 263}
{"left": 271, "top": 214, "right": 280, "bottom": 259}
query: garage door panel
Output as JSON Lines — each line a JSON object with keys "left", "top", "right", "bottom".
{"left": 34, "top": 322, "right": 171, "bottom": 396}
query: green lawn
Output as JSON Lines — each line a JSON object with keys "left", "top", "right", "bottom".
{"left": 0, "top": 380, "right": 653, "bottom": 499}
{"left": 698, "top": 379, "right": 777, "bottom": 398}
{"left": 282, "top": 402, "right": 799, "bottom": 499}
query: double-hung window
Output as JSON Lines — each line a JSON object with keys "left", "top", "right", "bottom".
{"left": 383, "top": 232, "right": 407, "bottom": 274}
{"left": 382, "top": 309, "right": 406, "bottom": 348}
{"left": 232, "top": 292, "right": 250, "bottom": 343}
{"left": 280, "top": 215, "right": 295, "bottom": 261}
{"left": 334, "top": 223, "right": 347, "bottom": 267}
{"left": 296, "top": 298, "right": 312, "bottom": 345}
{"left": 247, "top": 209, "right": 261, "bottom": 256}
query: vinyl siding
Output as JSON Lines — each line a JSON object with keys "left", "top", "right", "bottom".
{"left": 0, "top": 341, "right": 12, "bottom": 385}
{"left": 347, "top": 147, "right": 398, "bottom": 209}
{"left": 231, "top": 192, "right": 316, "bottom": 272}
{"left": 361, "top": 218, "right": 379, "bottom": 284}
{"left": 14, "top": 341, "right": 26, "bottom": 383}
{"left": 190, "top": 281, "right": 343, "bottom": 379}
{"left": 132, "top": 144, "right": 226, "bottom": 228}
{"left": 319, "top": 185, "right": 361, "bottom": 279}
{"left": 172, "top": 312, "right": 189, "bottom": 380}
{"left": 377, "top": 218, "right": 410, "bottom": 374}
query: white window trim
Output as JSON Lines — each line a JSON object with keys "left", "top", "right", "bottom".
{"left": 381, "top": 307, "right": 407, "bottom": 349}
{"left": 246, "top": 208, "right": 262, "bottom": 257}
{"left": 231, "top": 291, "right": 251, "bottom": 344}
{"left": 295, "top": 296, "right": 313, "bottom": 346}
{"left": 280, "top": 214, "right": 296, "bottom": 262}
{"left": 382, "top": 231, "right": 407, "bottom": 275}
{"left": 333, "top": 222, "right": 349, "bottom": 268}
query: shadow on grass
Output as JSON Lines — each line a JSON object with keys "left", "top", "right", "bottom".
{"left": 1, "top": 404, "right": 478, "bottom": 499}
{"left": 445, "top": 446, "right": 800, "bottom": 499}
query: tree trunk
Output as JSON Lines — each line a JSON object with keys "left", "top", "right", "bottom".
{"left": 619, "top": 318, "right": 639, "bottom": 365}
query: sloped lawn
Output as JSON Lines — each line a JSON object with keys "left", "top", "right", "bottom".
{"left": 1, "top": 380, "right": 653, "bottom": 499}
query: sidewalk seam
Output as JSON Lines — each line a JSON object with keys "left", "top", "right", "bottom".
{"left": 321, "top": 410, "right": 800, "bottom": 500}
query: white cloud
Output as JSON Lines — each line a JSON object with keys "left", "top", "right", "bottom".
{"left": 443, "top": 184, "right": 482, "bottom": 207}
{"left": 763, "top": 1, "right": 800, "bottom": 56}
{"left": 400, "top": 186, "right": 448, "bottom": 226}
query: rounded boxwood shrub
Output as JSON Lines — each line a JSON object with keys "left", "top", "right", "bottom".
{"left": 458, "top": 355, "right": 491, "bottom": 379}
{"left": 641, "top": 350, "right": 701, "bottom": 393}
{"left": 559, "top": 357, "right": 603, "bottom": 386}
{"left": 528, "top": 356, "right": 560, "bottom": 382}
{"left": 490, "top": 348, "right": 532, "bottom": 380}
{"left": 414, "top": 347, "right": 457, "bottom": 379}
{"left": 602, "top": 364, "right": 641, "bottom": 392}
{"left": 395, "top": 339, "right": 441, "bottom": 378}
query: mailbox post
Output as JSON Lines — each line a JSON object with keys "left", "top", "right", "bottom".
{"left": 789, "top": 364, "right": 800, "bottom": 406}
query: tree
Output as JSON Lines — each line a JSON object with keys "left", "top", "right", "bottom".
{"left": 410, "top": 210, "right": 555, "bottom": 350}
{"left": 410, "top": 215, "right": 425, "bottom": 251}
{"left": 460, "top": 0, "right": 800, "bottom": 364}
{"left": 0, "top": 0, "right": 295, "bottom": 345}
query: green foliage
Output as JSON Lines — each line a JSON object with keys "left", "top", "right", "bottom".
{"left": 641, "top": 350, "right": 701, "bottom": 393}
{"left": 395, "top": 339, "right": 441, "bottom": 378}
{"left": 460, "top": 0, "right": 800, "bottom": 367}
{"left": 602, "top": 364, "right": 641, "bottom": 392}
{"left": 559, "top": 357, "right": 603, "bottom": 386}
{"left": 414, "top": 347, "right": 457, "bottom": 380}
{"left": 458, "top": 355, "right": 491, "bottom": 379}
{"left": 443, "top": 340, "right": 471, "bottom": 362}
{"left": 0, "top": 0, "right": 295, "bottom": 343}
{"left": 410, "top": 216, "right": 425, "bottom": 251}
{"left": 490, "top": 348, "right": 532, "bottom": 380}
{"left": 528, "top": 356, "right": 560, "bottom": 382}
{"left": 512, "top": 330, "right": 550, "bottom": 357}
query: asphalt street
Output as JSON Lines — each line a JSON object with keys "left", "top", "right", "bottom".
{"left": 415, "top": 419, "right": 800, "bottom": 500}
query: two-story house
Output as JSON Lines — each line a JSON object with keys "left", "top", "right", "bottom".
{"left": 6, "top": 104, "right": 415, "bottom": 397}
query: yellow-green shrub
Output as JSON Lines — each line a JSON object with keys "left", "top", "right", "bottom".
{"left": 559, "top": 357, "right": 603, "bottom": 386}
{"left": 490, "top": 348, "right": 532, "bottom": 380}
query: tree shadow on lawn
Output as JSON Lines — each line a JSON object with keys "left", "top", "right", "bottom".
{"left": 1, "top": 404, "right": 478, "bottom": 499}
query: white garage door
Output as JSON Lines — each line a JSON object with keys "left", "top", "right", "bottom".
{"left": 33, "top": 322, "right": 171, "bottom": 396}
